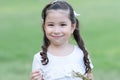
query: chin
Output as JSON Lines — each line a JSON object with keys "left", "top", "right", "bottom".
{"left": 51, "top": 41, "right": 65, "bottom": 46}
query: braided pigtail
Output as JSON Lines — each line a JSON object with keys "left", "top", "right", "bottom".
{"left": 40, "top": 3, "right": 52, "bottom": 65}
{"left": 40, "top": 34, "right": 50, "bottom": 65}
{"left": 73, "top": 18, "right": 91, "bottom": 73}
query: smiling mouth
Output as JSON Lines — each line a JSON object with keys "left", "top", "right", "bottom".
{"left": 51, "top": 35, "right": 63, "bottom": 38}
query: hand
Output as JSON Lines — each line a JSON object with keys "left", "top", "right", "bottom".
{"left": 30, "top": 70, "right": 43, "bottom": 80}
{"left": 87, "top": 71, "right": 94, "bottom": 80}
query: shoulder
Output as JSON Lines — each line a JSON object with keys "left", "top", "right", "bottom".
{"left": 32, "top": 51, "right": 43, "bottom": 66}
{"left": 32, "top": 51, "right": 43, "bottom": 71}
{"left": 74, "top": 45, "right": 94, "bottom": 69}
{"left": 71, "top": 45, "right": 84, "bottom": 59}
{"left": 74, "top": 45, "right": 84, "bottom": 54}
{"left": 33, "top": 51, "right": 41, "bottom": 60}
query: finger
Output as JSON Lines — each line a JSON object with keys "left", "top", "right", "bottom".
{"left": 31, "top": 70, "right": 41, "bottom": 77}
{"left": 31, "top": 70, "right": 43, "bottom": 80}
{"left": 33, "top": 76, "right": 40, "bottom": 80}
{"left": 87, "top": 74, "right": 93, "bottom": 80}
{"left": 32, "top": 70, "right": 40, "bottom": 74}
{"left": 31, "top": 72, "right": 41, "bottom": 79}
{"left": 32, "top": 74, "right": 43, "bottom": 80}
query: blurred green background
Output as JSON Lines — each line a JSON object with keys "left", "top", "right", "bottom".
{"left": 0, "top": 0, "right": 120, "bottom": 80}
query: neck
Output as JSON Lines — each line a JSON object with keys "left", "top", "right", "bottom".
{"left": 49, "top": 41, "right": 70, "bottom": 49}
{"left": 48, "top": 42, "right": 74, "bottom": 56}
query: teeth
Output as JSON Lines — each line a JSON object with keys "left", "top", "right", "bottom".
{"left": 51, "top": 34, "right": 63, "bottom": 36}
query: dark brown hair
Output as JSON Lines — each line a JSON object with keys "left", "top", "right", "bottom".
{"left": 40, "top": 0, "right": 91, "bottom": 73}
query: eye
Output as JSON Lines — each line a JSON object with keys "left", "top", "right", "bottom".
{"left": 60, "top": 23, "right": 67, "bottom": 26}
{"left": 47, "top": 24, "right": 55, "bottom": 28}
{"left": 48, "top": 24, "right": 54, "bottom": 26}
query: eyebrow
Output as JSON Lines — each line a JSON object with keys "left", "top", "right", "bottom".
{"left": 46, "top": 22, "right": 54, "bottom": 24}
{"left": 46, "top": 21, "right": 66, "bottom": 24}
{"left": 60, "top": 22, "right": 66, "bottom": 23}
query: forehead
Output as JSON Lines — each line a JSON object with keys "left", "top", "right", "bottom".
{"left": 46, "top": 9, "right": 69, "bottom": 14}
{"left": 45, "top": 10, "right": 70, "bottom": 22}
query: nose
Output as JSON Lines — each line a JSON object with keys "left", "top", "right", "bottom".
{"left": 54, "top": 26, "right": 61, "bottom": 34}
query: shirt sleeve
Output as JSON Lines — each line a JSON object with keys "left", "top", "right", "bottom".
{"left": 32, "top": 52, "right": 42, "bottom": 72}
{"left": 88, "top": 55, "right": 94, "bottom": 69}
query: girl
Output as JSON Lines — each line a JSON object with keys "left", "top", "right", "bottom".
{"left": 31, "top": 0, "right": 94, "bottom": 80}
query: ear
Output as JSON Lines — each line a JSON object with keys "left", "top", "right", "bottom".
{"left": 41, "top": 20, "right": 45, "bottom": 28}
{"left": 71, "top": 23, "right": 76, "bottom": 33}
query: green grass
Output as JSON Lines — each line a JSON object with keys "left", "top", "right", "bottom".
{"left": 0, "top": 0, "right": 120, "bottom": 80}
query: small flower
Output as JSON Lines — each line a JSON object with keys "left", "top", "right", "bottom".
{"left": 72, "top": 71, "right": 90, "bottom": 80}
{"left": 74, "top": 11, "right": 80, "bottom": 17}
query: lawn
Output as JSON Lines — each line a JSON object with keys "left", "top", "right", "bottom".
{"left": 0, "top": 0, "right": 120, "bottom": 80}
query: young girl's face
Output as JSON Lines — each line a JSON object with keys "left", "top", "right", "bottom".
{"left": 44, "top": 10, "right": 75, "bottom": 46}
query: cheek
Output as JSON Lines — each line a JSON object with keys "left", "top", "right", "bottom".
{"left": 44, "top": 27, "right": 52, "bottom": 35}
{"left": 63, "top": 29, "right": 73, "bottom": 36}
{"left": 66, "top": 27, "right": 74, "bottom": 34}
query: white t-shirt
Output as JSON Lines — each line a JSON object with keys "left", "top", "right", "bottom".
{"left": 32, "top": 46, "right": 93, "bottom": 80}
